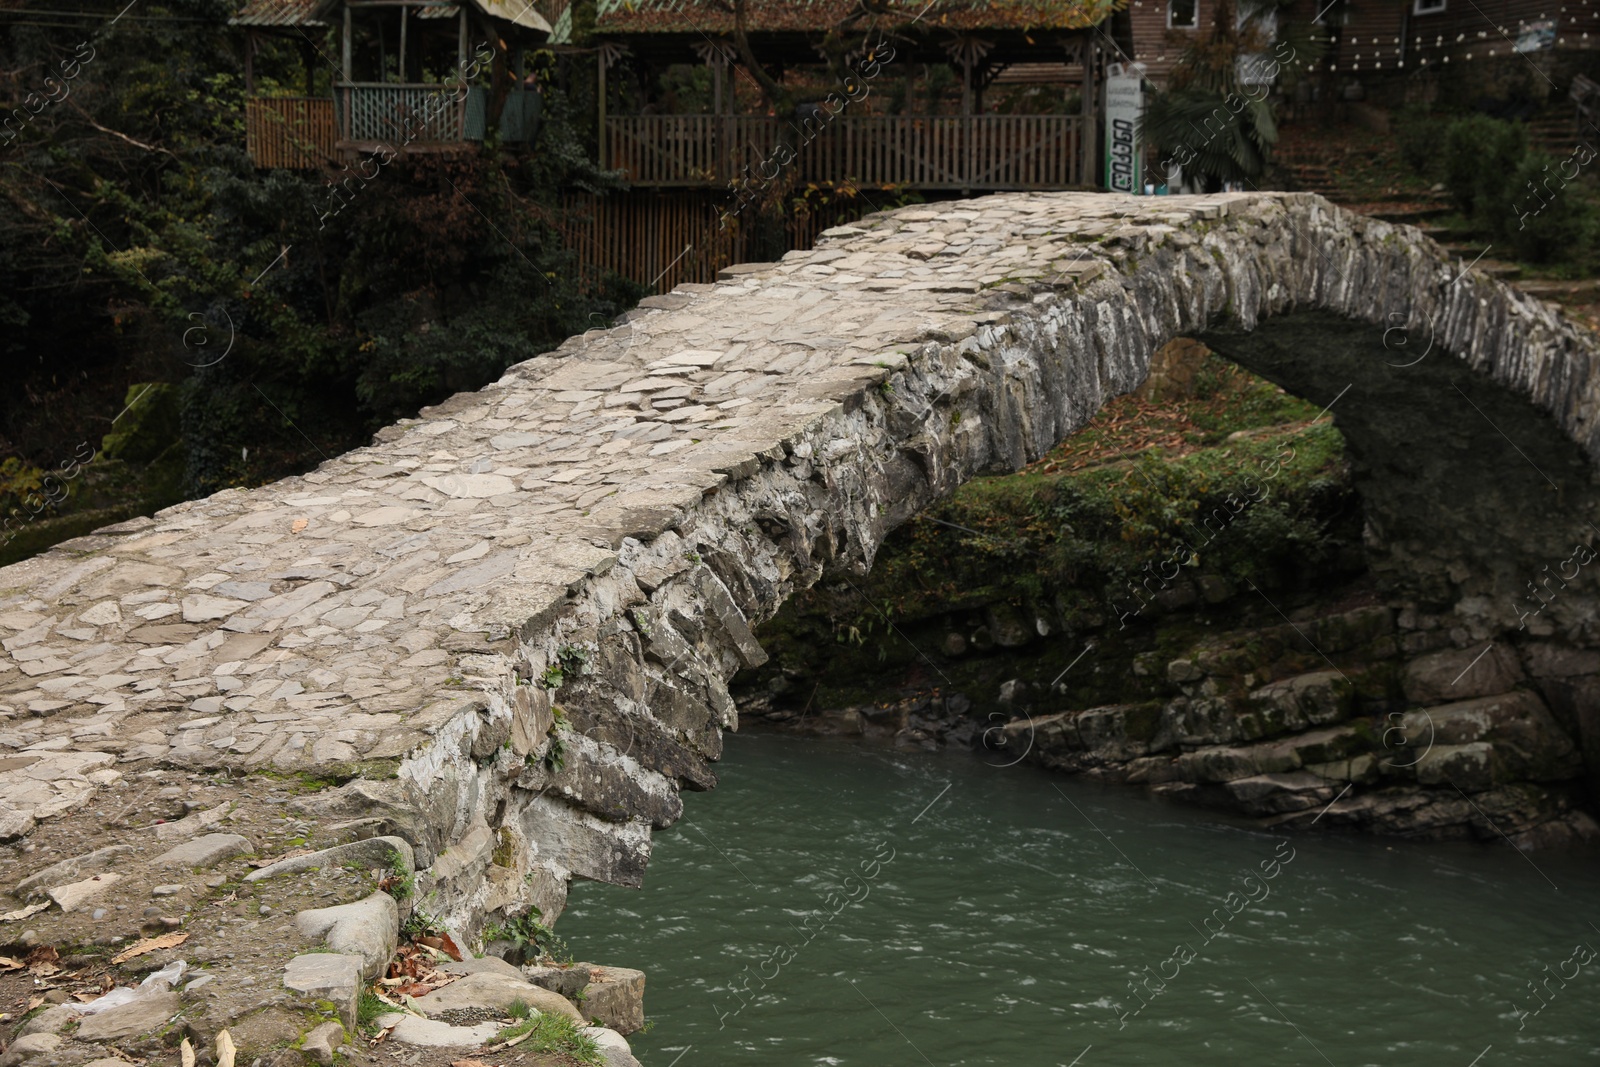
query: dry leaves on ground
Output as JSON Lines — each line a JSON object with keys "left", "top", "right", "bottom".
{"left": 414, "top": 932, "right": 465, "bottom": 961}
{"left": 110, "top": 931, "right": 189, "bottom": 964}
{"left": 380, "top": 944, "right": 463, "bottom": 998}
{"left": 26, "top": 946, "right": 60, "bottom": 977}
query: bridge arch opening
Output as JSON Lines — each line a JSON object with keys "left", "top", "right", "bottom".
{"left": 732, "top": 303, "right": 1600, "bottom": 851}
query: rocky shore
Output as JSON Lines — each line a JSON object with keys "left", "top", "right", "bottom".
{"left": 0, "top": 790, "right": 646, "bottom": 1066}
{"left": 739, "top": 597, "right": 1600, "bottom": 848}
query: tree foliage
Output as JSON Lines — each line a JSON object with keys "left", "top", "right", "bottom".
{"left": 0, "top": 0, "right": 642, "bottom": 507}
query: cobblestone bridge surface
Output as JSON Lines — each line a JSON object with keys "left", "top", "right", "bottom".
{"left": 0, "top": 191, "right": 1596, "bottom": 1060}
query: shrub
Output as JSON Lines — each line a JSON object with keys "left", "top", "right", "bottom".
{"left": 1394, "top": 105, "right": 1447, "bottom": 176}
{"left": 1504, "top": 151, "right": 1596, "bottom": 262}
{"left": 1443, "top": 114, "right": 1526, "bottom": 216}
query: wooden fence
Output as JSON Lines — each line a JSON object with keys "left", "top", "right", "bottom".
{"left": 336, "top": 83, "right": 468, "bottom": 144}
{"left": 557, "top": 189, "right": 884, "bottom": 294}
{"left": 606, "top": 113, "right": 1085, "bottom": 190}
{"left": 245, "top": 97, "right": 337, "bottom": 170}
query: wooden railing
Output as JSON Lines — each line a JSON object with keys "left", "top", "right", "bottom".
{"left": 335, "top": 83, "right": 468, "bottom": 145}
{"left": 606, "top": 114, "right": 1085, "bottom": 190}
{"left": 245, "top": 97, "right": 336, "bottom": 170}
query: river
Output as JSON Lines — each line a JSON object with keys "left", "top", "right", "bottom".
{"left": 559, "top": 731, "right": 1600, "bottom": 1066}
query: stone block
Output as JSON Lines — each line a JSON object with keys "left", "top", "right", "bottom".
{"left": 1222, "top": 772, "right": 1334, "bottom": 814}
{"left": 584, "top": 1025, "right": 644, "bottom": 1067}
{"left": 523, "top": 962, "right": 593, "bottom": 998}
{"left": 1176, "top": 747, "right": 1260, "bottom": 783}
{"left": 16, "top": 844, "right": 131, "bottom": 898}
{"left": 409, "top": 971, "right": 586, "bottom": 1025}
{"left": 294, "top": 892, "right": 398, "bottom": 978}
{"left": 581, "top": 965, "right": 646, "bottom": 1035}
{"left": 301, "top": 1021, "right": 346, "bottom": 1065}
{"left": 1403, "top": 645, "right": 1524, "bottom": 703}
{"left": 0, "top": 1032, "right": 61, "bottom": 1067}
{"left": 284, "top": 953, "right": 364, "bottom": 1030}
{"left": 1416, "top": 742, "right": 1497, "bottom": 791}
{"left": 245, "top": 835, "right": 414, "bottom": 883}
{"left": 1248, "top": 670, "right": 1353, "bottom": 733}
{"left": 375, "top": 1012, "right": 499, "bottom": 1046}
{"left": 74, "top": 991, "right": 180, "bottom": 1041}
{"left": 153, "top": 832, "right": 253, "bottom": 869}
{"left": 48, "top": 873, "right": 121, "bottom": 912}
{"left": 1405, "top": 690, "right": 1582, "bottom": 782}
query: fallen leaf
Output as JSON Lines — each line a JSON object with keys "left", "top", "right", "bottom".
{"left": 437, "top": 932, "right": 464, "bottom": 962}
{"left": 26, "top": 946, "right": 60, "bottom": 977}
{"left": 216, "top": 1029, "right": 237, "bottom": 1067}
{"left": 0, "top": 902, "right": 49, "bottom": 922}
{"left": 451, "top": 1060, "right": 490, "bottom": 1067}
{"left": 110, "top": 931, "right": 189, "bottom": 964}
{"left": 0, "top": 957, "right": 22, "bottom": 971}
{"left": 291, "top": 518, "right": 308, "bottom": 534}
{"left": 24, "top": 995, "right": 43, "bottom": 1012}
{"left": 71, "top": 991, "right": 99, "bottom": 1002}
{"left": 181, "top": 1037, "right": 196, "bottom": 1067}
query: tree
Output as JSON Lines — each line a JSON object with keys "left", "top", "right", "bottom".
{"left": 1140, "top": 0, "right": 1324, "bottom": 191}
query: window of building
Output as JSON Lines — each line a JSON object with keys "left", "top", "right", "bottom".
{"left": 1413, "top": 0, "right": 1446, "bottom": 14}
{"left": 1169, "top": 0, "right": 1199, "bottom": 29}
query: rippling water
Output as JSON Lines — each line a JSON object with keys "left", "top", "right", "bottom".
{"left": 558, "top": 732, "right": 1600, "bottom": 1066}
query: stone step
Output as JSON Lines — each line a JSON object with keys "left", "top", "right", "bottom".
{"left": 1517, "top": 277, "right": 1600, "bottom": 302}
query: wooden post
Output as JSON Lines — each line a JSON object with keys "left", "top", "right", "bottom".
{"left": 342, "top": 5, "right": 353, "bottom": 82}
{"left": 712, "top": 58, "right": 723, "bottom": 184}
{"left": 398, "top": 7, "right": 408, "bottom": 83}
{"left": 457, "top": 7, "right": 467, "bottom": 68}
{"left": 1080, "top": 40, "right": 1097, "bottom": 189}
{"left": 244, "top": 28, "right": 255, "bottom": 94}
{"left": 342, "top": 5, "right": 353, "bottom": 142}
{"left": 961, "top": 55, "right": 972, "bottom": 193}
{"left": 598, "top": 50, "right": 607, "bottom": 169}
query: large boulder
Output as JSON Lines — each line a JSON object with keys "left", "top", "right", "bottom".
{"left": 294, "top": 892, "right": 398, "bottom": 978}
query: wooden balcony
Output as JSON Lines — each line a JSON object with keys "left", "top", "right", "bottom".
{"left": 605, "top": 114, "right": 1086, "bottom": 190}
{"left": 335, "top": 82, "right": 468, "bottom": 146}
{"left": 247, "top": 86, "right": 544, "bottom": 167}
{"left": 245, "top": 96, "right": 337, "bottom": 170}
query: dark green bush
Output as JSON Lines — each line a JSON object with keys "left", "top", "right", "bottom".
{"left": 1443, "top": 114, "right": 1526, "bottom": 216}
{"left": 1503, "top": 151, "right": 1596, "bottom": 262}
{"left": 1395, "top": 105, "right": 1447, "bottom": 176}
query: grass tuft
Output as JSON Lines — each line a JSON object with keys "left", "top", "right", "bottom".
{"left": 493, "top": 1011, "right": 604, "bottom": 1064}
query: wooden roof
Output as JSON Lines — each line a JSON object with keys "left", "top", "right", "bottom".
{"left": 230, "top": 0, "right": 323, "bottom": 27}
{"left": 592, "top": 0, "right": 1119, "bottom": 35}
{"left": 229, "top": 0, "right": 550, "bottom": 32}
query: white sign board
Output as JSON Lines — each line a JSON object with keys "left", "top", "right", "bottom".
{"left": 1105, "top": 70, "right": 1143, "bottom": 194}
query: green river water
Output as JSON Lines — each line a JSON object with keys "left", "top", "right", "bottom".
{"left": 558, "top": 731, "right": 1600, "bottom": 1066}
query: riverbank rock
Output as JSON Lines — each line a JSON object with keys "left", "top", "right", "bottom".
{"left": 411, "top": 971, "right": 588, "bottom": 1025}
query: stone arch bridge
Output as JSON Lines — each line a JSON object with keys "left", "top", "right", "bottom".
{"left": 2, "top": 192, "right": 1599, "bottom": 1052}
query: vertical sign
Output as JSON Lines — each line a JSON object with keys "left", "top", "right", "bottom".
{"left": 1105, "top": 67, "right": 1143, "bottom": 194}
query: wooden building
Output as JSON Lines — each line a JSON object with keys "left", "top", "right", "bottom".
{"left": 1121, "top": 0, "right": 1600, "bottom": 87}
{"left": 232, "top": 0, "right": 551, "bottom": 169}
{"left": 562, "top": 0, "right": 1121, "bottom": 193}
